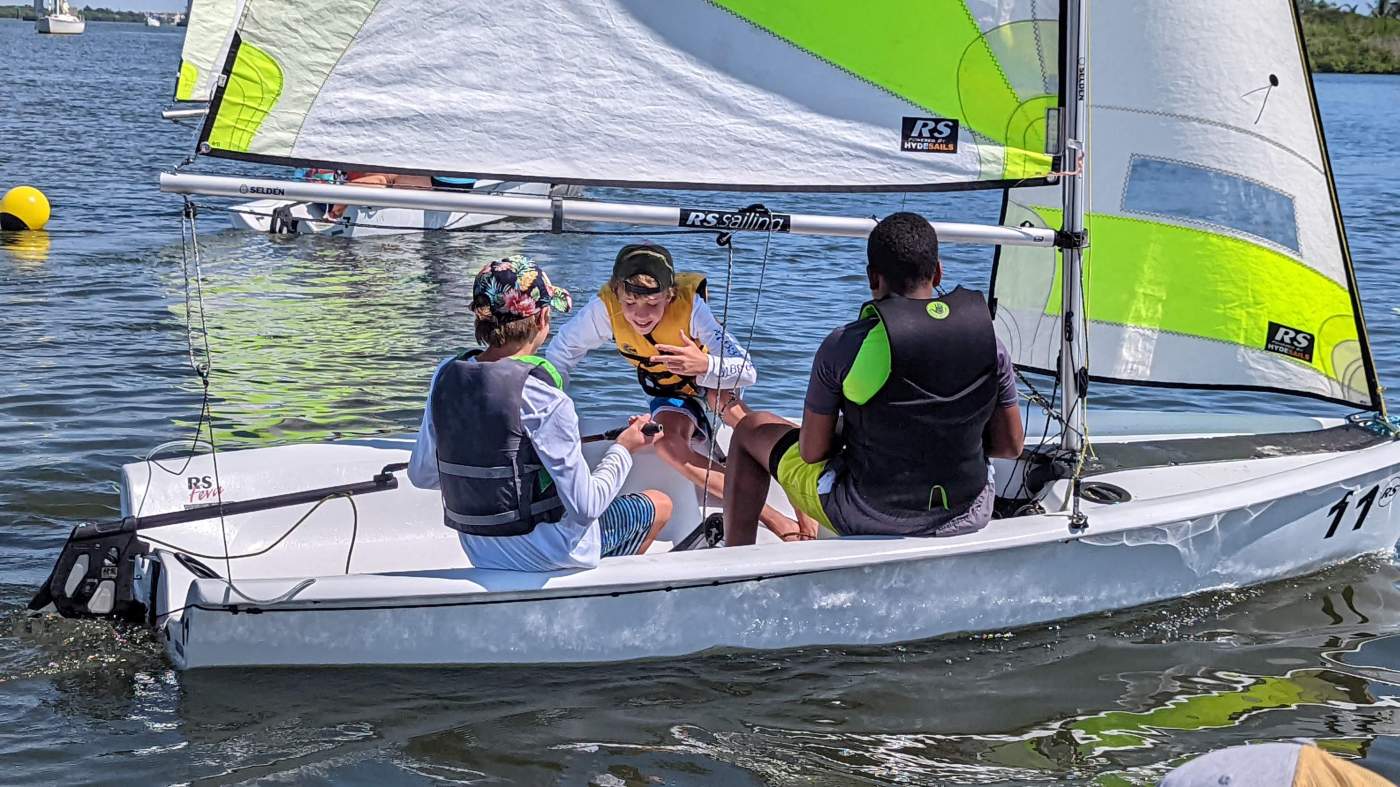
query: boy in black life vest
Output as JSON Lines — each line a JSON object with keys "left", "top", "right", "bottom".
{"left": 547, "top": 243, "right": 816, "bottom": 541}
{"left": 407, "top": 255, "right": 673, "bottom": 571}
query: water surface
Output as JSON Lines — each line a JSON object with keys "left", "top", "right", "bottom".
{"left": 3, "top": 20, "right": 1400, "bottom": 786}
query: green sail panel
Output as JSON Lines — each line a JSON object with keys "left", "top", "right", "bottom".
{"left": 991, "top": 0, "right": 1379, "bottom": 409}
{"left": 709, "top": 0, "right": 1057, "bottom": 181}
{"left": 996, "top": 206, "right": 1369, "bottom": 403}
{"left": 197, "top": 0, "right": 1061, "bottom": 191}
{"left": 205, "top": 39, "right": 283, "bottom": 152}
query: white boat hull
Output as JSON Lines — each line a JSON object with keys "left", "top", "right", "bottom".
{"left": 85, "top": 410, "right": 1400, "bottom": 669}
{"left": 226, "top": 181, "right": 577, "bottom": 238}
{"left": 35, "top": 14, "right": 84, "bottom": 34}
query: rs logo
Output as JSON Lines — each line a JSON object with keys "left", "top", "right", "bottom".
{"left": 909, "top": 119, "right": 956, "bottom": 139}
{"left": 1270, "top": 325, "right": 1312, "bottom": 350}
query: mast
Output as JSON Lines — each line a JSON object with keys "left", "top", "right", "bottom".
{"left": 1057, "top": 0, "right": 1089, "bottom": 456}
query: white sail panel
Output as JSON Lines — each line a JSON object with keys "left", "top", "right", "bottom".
{"left": 174, "top": 0, "right": 242, "bottom": 102}
{"left": 199, "top": 0, "right": 1062, "bottom": 191}
{"left": 992, "top": 0, "right": 1378, "bottom": 408}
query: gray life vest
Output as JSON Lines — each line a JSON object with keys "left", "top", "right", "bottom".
{"left": 429, "top": 351, "right": 567, "bottom": 536}
{"left": 838, "top": 288, "right": 999, "bottom": 521}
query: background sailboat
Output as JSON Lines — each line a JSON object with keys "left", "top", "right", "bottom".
{"left": 164, "top": 0, "right": 574, "bottom": 235}
{"left": 170, "top": 0, "right": 237, "bottom": 108}
{"left": 33, "top": 0, "right": 1400, "bottom": 668}
{"left": 33, "top": 0, "right": 84, "bottom": 34}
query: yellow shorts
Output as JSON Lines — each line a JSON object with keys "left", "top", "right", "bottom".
{"left": 769, "top": 428, "right": 834, "bottom": 531}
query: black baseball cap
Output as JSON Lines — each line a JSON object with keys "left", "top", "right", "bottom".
{"left": 612, "top": 243, "right": 675, "bottom": 296}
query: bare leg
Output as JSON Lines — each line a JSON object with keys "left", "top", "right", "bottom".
{"left": 326, "top": 173, "right": 390, "bottom": 220}
{"left": 392, "top": 174, "right": 434, "bottom": 190}
{"left": 636, "top": 490, "right": 673, "bottom": 553}
{"left": 652, "top": 410, "right": 802, "bottom": 537}
{"left": 723, "top": 411, "right": 805, "bottom": 546}
{"left": 705, "top": 390, "right": 821, "bottom": 541}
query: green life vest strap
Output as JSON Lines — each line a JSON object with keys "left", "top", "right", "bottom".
{"left": 511, "top": 354, "right": 564, "bottom": 389}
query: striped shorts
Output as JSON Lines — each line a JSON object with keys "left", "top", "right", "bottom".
{"left": 599, "top": 493, "right": 657, "bottom": 557}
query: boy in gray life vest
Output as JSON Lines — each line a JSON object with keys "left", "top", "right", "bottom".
{"left": 407, "top": 255, "right": 673, "bottom": 571}
{"left": 721, "top": 213, "right": 1026, "bottom": 543}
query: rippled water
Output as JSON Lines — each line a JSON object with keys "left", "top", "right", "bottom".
{"left": 3, "top": 20, "right": 1400, "bottom": 786}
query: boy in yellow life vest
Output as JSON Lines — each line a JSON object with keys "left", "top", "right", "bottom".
{"left": 547, "top": 243, "right": 817, "bottom": 541}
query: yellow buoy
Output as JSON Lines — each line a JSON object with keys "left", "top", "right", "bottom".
{"left": 0, "top": 186, "right": 51, "bottom": 231}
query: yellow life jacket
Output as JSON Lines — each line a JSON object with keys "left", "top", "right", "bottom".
{"left": 598, "top": 272, "right": 708, "bottom": 397}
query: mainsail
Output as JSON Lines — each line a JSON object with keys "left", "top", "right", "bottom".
{"left": 195, "top": 0, "right": 1064, "bottom": 191}
{"left": 991, "top": 0, "right": 1380, "bottom": 409}
{"left": 174, "top": 0, "right": 242, "bottom": 103}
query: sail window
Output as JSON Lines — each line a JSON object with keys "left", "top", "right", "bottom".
{"left": 1120, "top": 156, "right": 1299, "bottom": 252}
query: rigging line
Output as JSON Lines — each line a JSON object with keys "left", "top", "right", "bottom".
{"left": 141, "top": 202, "right": 218, "bottom": 518}
{"left": 740, "top": 210, "right": 776, "bottom": 388}
{"left": 182, "top": 202, "right": 314, "bottom": 605}
{"left": 1014, "top": 371, "right": 1059, "bottom": 503}
{"left": 133, "top": 407, "right": 212, "bottom": 520}
{"left": 699, "top": 234, "right": 739, "bottom": 518}
{"left": 139, "top": 205, "right": 221, "bottom": 518}
{"left": 139, "top": 492, "right": 358, "bottom": 564}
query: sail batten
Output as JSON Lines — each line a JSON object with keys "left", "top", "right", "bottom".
{"left": 196, "top": 0, "right": 1064, "bottom": 192}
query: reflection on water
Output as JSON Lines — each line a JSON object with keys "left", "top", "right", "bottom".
{"left": 3, "top": 19, "right": 1400, "bottom": 786}
{"left": 0, "top": 230, "right": 50, "bottom": 265}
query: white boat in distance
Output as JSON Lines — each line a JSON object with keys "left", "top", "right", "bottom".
{"left": 145, "top": 16, "right": 161, "bottom": 27}
{"left": 228, "top": 180, "right": 585, "bottom": 238}
{"left": 33, "top": 0, "right": 1400, "bottom": 669}
{"left": 33, "top": 0, "right": 83, "bottom": 33}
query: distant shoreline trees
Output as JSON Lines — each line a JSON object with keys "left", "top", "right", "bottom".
{"left": 1, "top": 5, "right": 184, "bottom": 24}
{"left": 1299, "top": 0, "right": 1400, "bottom": 73}
{"left": 1, "top": 2, "right": 1396, "bottom": 73}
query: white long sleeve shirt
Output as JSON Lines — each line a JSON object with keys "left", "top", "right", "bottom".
{"left": 408, "top": 356, "right": 634, "bottom": 571}
{"left": 544, "top": 295, "right": 758, "bottom": 391}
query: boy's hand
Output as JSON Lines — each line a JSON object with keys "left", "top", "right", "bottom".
{"left": 616, "top": 415, "right": 661, "bottom": 453}
{"left": 651, "top": 334, "right": 709, "bottom": 376}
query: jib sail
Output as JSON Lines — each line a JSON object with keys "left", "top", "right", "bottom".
{"left": 991, "top": 0, "right": 1380, "bottom": 409}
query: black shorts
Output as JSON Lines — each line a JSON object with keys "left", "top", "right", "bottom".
{"left": 767, "top": 425, "right": 801, "bottom": 478}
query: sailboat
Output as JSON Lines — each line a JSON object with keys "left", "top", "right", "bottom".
{"left": 33, "top": 0, "right": 83, "bottom": 34}
{"left": 31, "top": 0, "right": 1400, "bottom": 669}
{"left": 162, "top": 0, "right": 237, "bottom": 119}
{"left": 222, "top": 177, "right": 585, "bottom": 238}
{"left": 145, "top": 15, "right": 161, "bottom": 27}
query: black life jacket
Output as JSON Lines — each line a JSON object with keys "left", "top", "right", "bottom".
{"left": 839, "top": 288, "right": 998, "bottom": 521}
{"left": 430, "top": 351, "right": 566, "bottom": 536}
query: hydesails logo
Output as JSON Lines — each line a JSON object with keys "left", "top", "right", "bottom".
{"left": 901, "top": 117, "right": 958, "bottom": 153}
{"left": 1265, "top": 321, "right": 1314, "bottom": 362}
